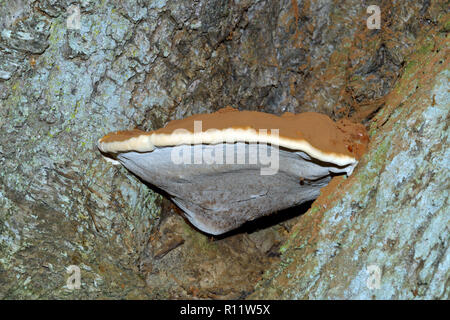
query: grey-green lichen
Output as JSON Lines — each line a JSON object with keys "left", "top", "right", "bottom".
{"left": 251, "top": 20, "right": 449, "bottom": 299}
{"left": 1, "top": 0, "right": 448, "bottom": 299}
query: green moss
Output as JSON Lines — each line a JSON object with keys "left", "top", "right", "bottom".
{"left": 368, "top": 126, "right": 377, "bottom": 138}
{"left": 373, "top": 137, "right": 390, "bottom": 166}
{"left": 355, "top": 136, "right": 391, "bottom": 196}
{"left": 441, "top": 19, "right": 450, "bottom": 32}
{"left": 12, "top": 81, "right": 19, "bottom": 92}
{"left": 182, "top": 223, "right": 218, "bottom": 252}
{"left": 48, "top": 19, "right": 65, "bottom": 48}
{"left": 309, "top": 206, "right": 321, "bottom": 215}
{"left": 417, "top": 40, "right": 434, "bottom": 55}
{"left": 71, "top": 100, "right": 80, "bottom": 119}
{"left": 279, "top": 232, "right": 298, "bottom": 254}
{"left": 403, "top": 60, "right": 417, "bottom": 78}
{"left": 401, "top": 38, "right": 434, "bottom": 84}
{"left": 279, "top": 206, "right": 319, "bottom": 254}
{"left": 279, "top": 243, "right": 289, "bottom": 254}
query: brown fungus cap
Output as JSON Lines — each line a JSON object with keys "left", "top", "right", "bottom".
{"left": 98, "top": 107, "right": 368, "bottom": 166}
{"left": 98, "top": 107, "right": 369, "bottom": 234}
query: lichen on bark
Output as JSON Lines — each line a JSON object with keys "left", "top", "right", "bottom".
{"left": 251, "top": 15, "right": 449, "bottom": 299}
{"left": 0, "top": 0, "right": 448, "bottom": 299}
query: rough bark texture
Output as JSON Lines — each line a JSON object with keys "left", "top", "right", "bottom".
{"left": 251, "top": 28, "right": 449, "bottom": 299}
{"left": 0, "top": 0, "right": 448, "bottom": 299}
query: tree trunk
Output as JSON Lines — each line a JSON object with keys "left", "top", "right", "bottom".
{"left": 0, "top": 0, "right": 447, "bottom": 299}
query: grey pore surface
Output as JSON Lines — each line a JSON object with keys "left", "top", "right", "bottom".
{"left": 117, "top": 143, "right": 356, "bottom": 235}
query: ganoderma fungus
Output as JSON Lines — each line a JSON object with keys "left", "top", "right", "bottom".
{"left": 98, "top": 107, "right": 368, "bottom": 235}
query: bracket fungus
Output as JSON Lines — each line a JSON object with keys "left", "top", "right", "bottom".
{"left": 98, "top": 107, "right": 368, "bottom": 235}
